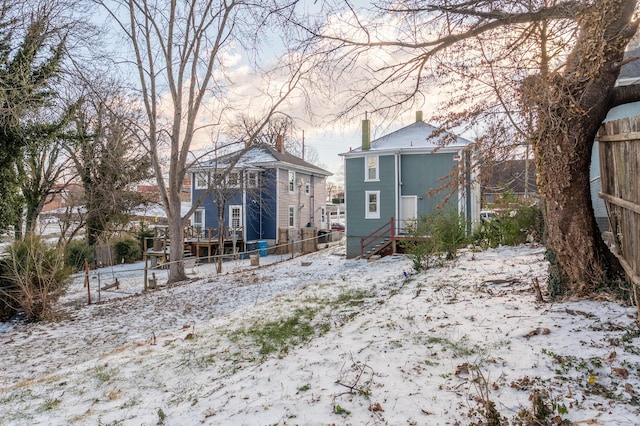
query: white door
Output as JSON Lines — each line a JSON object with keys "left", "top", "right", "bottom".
{"left": 400, "top": 196, "right": 418, "bottom": 233}
{"left": 320, "top": 206, "right": 328, "bottom": 230}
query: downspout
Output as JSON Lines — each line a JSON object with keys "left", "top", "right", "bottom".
{"left": 463, "top": 149, "right": 472, "bottom": 234}
{"left": 395, "top": 151, "right": 401, "bottom": 235}
{"left": 259, "top": 170, "right": 263, "bottom": 239}
{"left": 242, "top": 170, "right": 247, "bottom": 243}
{"left": 276, "top": 167, "right": 280, "bottom": 235}
{"left": 310, "top": 174, "right": 315, "bottom": 225}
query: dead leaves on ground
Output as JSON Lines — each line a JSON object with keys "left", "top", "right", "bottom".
{"left": 523, "top": 327, "right": 551, "bottom": 339}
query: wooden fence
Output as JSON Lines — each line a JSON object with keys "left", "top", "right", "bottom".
{"left": 597, "top": 116, "right": 640, "bottom": 304}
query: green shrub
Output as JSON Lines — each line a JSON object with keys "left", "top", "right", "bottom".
{"left": 402, "top": 208, "right": 468, "bottom": 271}
{"left": 112, "top": 236, "right": 141, "bottom": 263}
{"left": 65, "top": 239, "right": 94, "bottom": 271}
{"left": 0, "top": 236, "right": 71, "bottom": 322}
{"left": 473, "top": 203, "right": 543, "bottom": 249}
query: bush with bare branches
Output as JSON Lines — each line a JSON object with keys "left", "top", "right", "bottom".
{"left": 0, "top": 236, "right": 71, "bottom": 322}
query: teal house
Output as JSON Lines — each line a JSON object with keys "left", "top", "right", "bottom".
{"left": 340, "top": 112, "right": 480, "bottom": 258}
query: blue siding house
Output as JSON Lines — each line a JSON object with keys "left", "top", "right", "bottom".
{"left": 189, "top": 139, "right": 332, "bottom": 248}
{"left": 340, "top": 112, "right": 481, "bottom": 258}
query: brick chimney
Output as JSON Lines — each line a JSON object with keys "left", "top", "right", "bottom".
{"left": 362, "top": 118, "right": 370, "bottom": 151}
{"left": 276, "top": 134, "right": 285, "bottom": 153}
{"left": 416, "top": 110, "right": 423, "bottom": 122}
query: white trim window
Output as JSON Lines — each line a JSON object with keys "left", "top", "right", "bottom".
{"left": 365, "top": 155, "right": 379, "bottom": 181}
{"left": 226, "top": 172, "right": 239, "bottom": 187}
{"left": 247, "top": 171, "right": 259, "bottom": 188}
{"left": 229, "top": 205, "right": 242, "bottom": 228}
{"left": 194, "top": 172, "right": 209, "bottom": 189}
{"left": 288, "top": 171, "right": 296, "bottom": 192}
{"left": 288, "top": 205, "right": 296, "bottom": 227}
{"left": 192, "top": 209, "right": 205, "bottom": 230}
{"left": 365, "top": 191, "right": 380, "bottom": 219}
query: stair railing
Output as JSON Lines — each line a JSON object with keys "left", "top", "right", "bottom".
{"left": 360, "top": 217, "right": 395, "bottom": 258}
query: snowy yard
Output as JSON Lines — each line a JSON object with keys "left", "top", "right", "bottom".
{"left": 1, "top": 243, "right": 640, "bottom": 425}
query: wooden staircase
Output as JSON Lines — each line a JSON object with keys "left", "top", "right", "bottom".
{"left": 360, "top": 218, "right": 396, "bottom": 259}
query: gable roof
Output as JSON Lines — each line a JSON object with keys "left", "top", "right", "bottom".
{"left": 194, "top": 143, "right": 331, "bottom": 176}
{"left": 341, "top": 120, "right": 472, "bottom": 157}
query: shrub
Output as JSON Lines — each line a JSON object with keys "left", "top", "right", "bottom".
{"left": 112, "top": 236, "right": 141, "bottom": 263}
{"left": 402, "top": 208, "right": 468, "bottom": 271}
{"left": 473, "top": 202, "right": 543, "bottom": 249}
{"left": 0, "top": 236, "right": 71, "bottom": 322}
{"left": 65, "top": 239, "right": 94, "bottom": 271}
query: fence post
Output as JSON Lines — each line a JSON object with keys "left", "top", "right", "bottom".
{"left": 84, "top": 258, "right": 91, "bottom": 305}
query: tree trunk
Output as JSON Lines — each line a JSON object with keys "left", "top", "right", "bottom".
{"left": 533, "top": 0, "right": 637, "bottom": 297}
{"left": 167, "top": 197, "right": 187, "bottom": 283}
{"left": 534, "top": 123, "right": 617, "bottom": 296}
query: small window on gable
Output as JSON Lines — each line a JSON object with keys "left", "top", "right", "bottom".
{"left": 288, "top": 171, "right": 295, "bottom": 192}
{"left": 365, "top": 156, "right": 378, "bottom": 181}
{"left": 195, "top": 172, "right": 208, "bottom": 189}
{"left": 365, "top": 191, "right": 380, "bottom": 219}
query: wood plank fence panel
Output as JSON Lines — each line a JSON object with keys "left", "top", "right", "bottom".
{"left": 597, "top": 117, "right": 640, "bottom": 292}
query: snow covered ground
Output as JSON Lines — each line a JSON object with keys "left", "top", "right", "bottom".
{"left": 1, "top": 243, "right": 640, "bottom": 425}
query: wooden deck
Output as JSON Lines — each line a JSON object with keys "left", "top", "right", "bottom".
{"left": 144, "top": 225, "right": 246, "bottom": 265}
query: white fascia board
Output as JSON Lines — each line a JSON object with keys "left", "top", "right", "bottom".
{"left": 341, "top": 146, "right": 463, "bottom": 158}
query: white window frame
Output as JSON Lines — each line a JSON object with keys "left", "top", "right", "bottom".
{"left": 320, "top": 206, "right": 327, "bottom": 228}
{"left": 365, "top": 155, "right": 379, "bottom": 182}
{"left": 247, "top": 171, "right": 259, "bottom": 188}
{"left": 226, "top": 171, "right": 240, "bottom": 188}
{"left": 192, "top": 209, "right": 205, "bottom": 229}
{"left": 194, "top": 172, "right": 209, "bottom": 189}
{"left": 288, "top": 171, "right": 296, "bottom": 192}
{"left": 365, "top": 191, "right": 380, "bottom": 219}
{"left": 229, "top": 205, "right": 243, "bottom": 228}
{"left": 288, "top": 205, "right": 296, "bottom": 227}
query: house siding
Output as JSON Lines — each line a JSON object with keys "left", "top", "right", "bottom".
{"left": 345, "top": 154, "right": 396, "bottom": 258}
{"left": 401, "top": 153, "right": 458, "bottom": 212}
{"left": 276, "top": 168, "right": 327, "bottom": 237}
{"left": 245, "top": 169, "right": 277, "bottom": 241}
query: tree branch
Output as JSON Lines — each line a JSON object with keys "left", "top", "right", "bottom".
{"left": 609, "top": 83, "right": 640, "bottom": 109}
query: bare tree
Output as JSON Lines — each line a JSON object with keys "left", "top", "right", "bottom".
{"left": 67, "top": 78, "right": 152, "bottom": 246}
{"left": 100, "top": 0, "right": 312, "bottom": 283}
{"left": 300, "top": 0, "right": 640, "bottom": 297}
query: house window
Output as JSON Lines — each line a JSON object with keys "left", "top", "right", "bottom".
{"left": 365, "top": 156, "right": 378, "bottom": 181}
{"left": 305, "top": 182, "right": 310, "bottom": 194}
{"left": 288, "top": 171, "right": 296, "bottom": 192}
{"left": 229, "top": 205, "right": 242, "bottom": 228}
{"left": 247, "top": 171, "right": 258, "bottom": 188}
{"left": 365, "top": 191, "right": 380, "bottom": 219}
{"left": 195, "top": 172, "right": 208, "bottom": 189}
{"left": 192, "top": 209, "right": 204, "bottom": 230}
{"left": 288, "top": 205, "right": 296, "bottom": 227}
{"left": 225, "top": 172, "right": 240, "bottom": 187}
